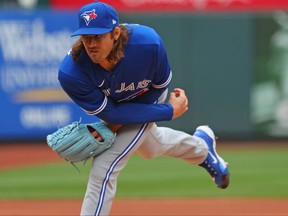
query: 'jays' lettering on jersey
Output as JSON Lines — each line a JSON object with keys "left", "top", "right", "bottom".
{"left": 59, "top": 24, "right": 173, "bottom": 124}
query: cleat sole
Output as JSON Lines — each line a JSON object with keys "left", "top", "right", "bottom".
{"left": 218, "top": 174, "right": 230, "bottom": 189}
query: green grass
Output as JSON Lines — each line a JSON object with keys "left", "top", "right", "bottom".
{"left": 0, "top": 146, "right": 288, "bottom": 199}
{"left": 117, "top": 147, "right": 288, "bottom": 198}
{"left": 0, "top": 162, "right": 90, "bottom": 199}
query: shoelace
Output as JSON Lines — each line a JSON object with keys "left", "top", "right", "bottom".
{"left": 200, "top": 160, "right": 218, "bottom": 177}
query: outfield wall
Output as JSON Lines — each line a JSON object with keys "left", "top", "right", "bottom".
{"left": 0, "top": 8, "right": 287, "bottom": 140}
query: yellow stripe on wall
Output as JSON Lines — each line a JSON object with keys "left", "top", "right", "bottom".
{"left": 14, "top": 89, "right": 72, "bottom": 103}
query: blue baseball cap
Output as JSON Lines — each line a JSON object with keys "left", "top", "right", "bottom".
{"left": 71, "top": 1, "right": 119, "bottom": 37}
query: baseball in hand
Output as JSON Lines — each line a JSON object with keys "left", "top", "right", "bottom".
{"left": 174, "top": 89, "right": 180, "bottom": 97}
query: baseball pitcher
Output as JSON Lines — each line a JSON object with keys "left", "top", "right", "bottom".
{"left": 47, "top": 2, "right": 230, "bottom": 216}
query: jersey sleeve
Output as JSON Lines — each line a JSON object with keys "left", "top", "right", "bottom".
{"left": 132, "top": 38, "right": 172, "bottom": 104}
{"left": 96, "top": 99, "right": 174, "bottom": 124}
{"left": 58, "top": 71, "right": 107, "bottom": 114}
{"left": 152, "top": 38, "right": 172, "bottom": 89}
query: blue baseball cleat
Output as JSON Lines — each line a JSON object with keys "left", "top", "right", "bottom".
{"left": 193, "top": 125, "right": 230, "bottom": 189}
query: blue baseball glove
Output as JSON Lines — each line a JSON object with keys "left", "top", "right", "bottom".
{"left": 46, "top": 121, "right": 116, "bottom": 163}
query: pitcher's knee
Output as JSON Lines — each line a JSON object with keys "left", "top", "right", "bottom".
{"left": 137, "top": 151, "right": 158, "bottom": 160}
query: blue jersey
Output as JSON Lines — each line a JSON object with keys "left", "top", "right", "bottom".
{"left": 59, "top": 24, "right": 173, "bottom": 124}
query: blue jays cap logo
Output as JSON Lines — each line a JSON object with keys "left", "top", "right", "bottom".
{"left": 81, "top": 9, "right": 97, "bottom": 26}
{"left": 71, "top": 2, "right": 119, "bottom": 37}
